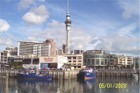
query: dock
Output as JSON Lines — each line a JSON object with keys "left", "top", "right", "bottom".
{"left": 0, "top": 69, "right": 139, "bottom": 79}
{"left": 0, "top": 70, "right": 79, "bottom": 79}
{"left": 96, "top": 69, "right": 138, "bottom": 77}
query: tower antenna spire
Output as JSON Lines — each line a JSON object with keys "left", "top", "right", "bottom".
{"left": 67, "top": 0, "right": 69, "bottom": 14}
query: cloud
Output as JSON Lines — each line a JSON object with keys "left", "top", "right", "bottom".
{"left": 0, "top": 39, "right": 13, "bottom": 46}
{"left": 0, "top": 19, "right": 10, "bottom": 32}
{"left": 25, "top": 19, "right": 92, "bottom": 50}
{"left": 115, "top": 23, "right": 138, "bottom": 36}
{"left": 118, "top": 0, "right": 139, "bottom": 19}
{"left": 18, "top": 0, "right": 34, "bottom": 9}
{"left": 89, "top": 23, "right": 139, "bottom": 55}
{"left": 88, "top": 35, "right": 139, "bottom": 55}
{"left": 37, "top": 0, "right": 46, "bottom": 2}
{"left": 0, "top": 34, "right": 13, "bottom": 47}
{"left": 70, "top": 28, "right": 91, "bottom": 50}
{"left": 104, "top": 35, "right": 138, "bottom": 52}
{"left": 5, "top": 0, "right": 12, "bottom": 2}
{"left": 22, "top": 5, "right": 49, "bottom": 24}
{"left": 47, "top": 3, "right": 65, "bottom": 15}
{"left": 27, "top": 36, "right": 39, "bottom": 42}
{"left": 24, "top": 18, "right": 139, "bottom": 56}
{"left": 18, "top": 0, "right": 139, "bottom": 56}
{"left": 0, "top": 32, "right": 19, "bottom": 51}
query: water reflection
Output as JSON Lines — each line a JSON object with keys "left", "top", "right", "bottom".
{"left": 17, "top": 79, "right": 84, "bottom": 93}
{"left": 0, "top": 77, "right": 139, "bottom": 93}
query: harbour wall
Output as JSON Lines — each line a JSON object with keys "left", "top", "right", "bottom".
{"left": 0, "top": 69, "right": 139, "bottom": 79}
{"left": 96, "top": 69, "right": 138, "bottom": 77}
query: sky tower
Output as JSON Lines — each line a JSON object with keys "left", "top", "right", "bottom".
{"left": 65, "top": 0, "right": 71, "bottom": 54}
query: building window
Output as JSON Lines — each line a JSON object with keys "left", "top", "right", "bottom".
{"left": 101, "top": 61, "right": 104, "bottom": 65}
{"left": 84, "top": 59, "right": 86, "bottom": 62}
{"left": 95, "top": 55, "right": 99, "bottom": 58}
{"left": 73, "top": 57, "right": 76, "bottom": 59}
{"left": 88, "top": 59, "right": 90, "bottom": 62}
{"left": 78, "top": 60, "right": 81, "bottom": 62}
{"left": 105, "top": 59, "right": 108, "bottom": 65}
{"left": 96, "top": 59, "right": 99, "bottom": 65}
{"left": 78, "top": 56, "right": 82, "bottom": 59}
{"left": 78, "top": 66, "right": 81, "bottom": 68}
{"left": 78, "top": 63, "right": 81, "bottom": 66}
{"left": 73, "top": 60, "right": 76, "bottom": 62}
{"left": 92, "top": 59, "right": 94, "bottom": 65}
{"left": 73, "top": 64, "right": 76, "bottom": 65}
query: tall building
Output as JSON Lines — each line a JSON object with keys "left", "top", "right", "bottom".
{"left": 117, "top": 55, "right": 133, "bottom": 66}
{"left": 18, "top": 41, "right": 34, "bottom": 56}
{"left": 57, "top": 49, "right": 63, "bottom": 55}
{"left": 133, "top": 57, "right": 140, "bottom": 69}
{"left": 5, "top": 47, "right": 17, "bottom": 57}
{"left": 71, "top": 50, "right": 84, "bottom": 54}
{"left": 44, "top": 39, "right": 56, "bottom": 56}
{"left": 0, "top": 51, "right": 8, "bottom": 64}
{"left": 84, "top": 50, "right": 109, "bottom": 68}
{"left": 108, "top": 54, "right": 117, "bottom": 66}
{"left": 0, "top": 47, "right": 18, "bottom": 63}
{"left": 0, "top": 47, "right": 18, "bottom": 69}
{"left": 33, "top": 44, "right": 42, "bottom": 57}
{"left": 18, "top": 39, "right": 56, "bottom": 57}
{"left": 62, "top": 44, "right": 67, "bottom": 54}
{"left": 64, "top": 54, "right": 83, "bottom": 69}
{"left": 65, "top": 0, "right": 71, "bottom": 54}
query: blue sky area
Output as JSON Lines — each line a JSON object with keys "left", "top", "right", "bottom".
{"left": 0, "top": 0, "right": 139, "bottom": 56}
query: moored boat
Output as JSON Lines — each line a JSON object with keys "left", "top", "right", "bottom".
{"left": 77, "top": 67, "right": 96, "bottom": 80}
{"left": 17, "top": 67, "right": 53, "bottom": 81}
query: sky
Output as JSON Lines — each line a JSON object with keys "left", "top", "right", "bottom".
{"left": 0, "top": 0, "right": 139, "bottom": 56}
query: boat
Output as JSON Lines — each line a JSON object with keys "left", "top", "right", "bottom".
{"left": 17, "top": 67, "right": 53, "bottom": 81}
{"left": 77, "top": 67, "right": 96, "bottom": 80}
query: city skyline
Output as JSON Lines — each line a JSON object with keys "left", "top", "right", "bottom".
{"left": 0, "top": 0, "right": 139, "bottom": 56}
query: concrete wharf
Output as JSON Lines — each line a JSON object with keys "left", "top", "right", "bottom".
{"left": 96, "top": 69, "right": 138, "bottom": 77}
{"left": 0, "top": 69, "right": 139, "bottom": 79}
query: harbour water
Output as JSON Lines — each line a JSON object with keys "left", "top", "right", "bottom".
{"left": 0, "top": 77, "right": 139, "bottom": 93}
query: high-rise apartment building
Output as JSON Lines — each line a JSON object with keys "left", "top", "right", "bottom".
{"left": 33, "top": 44, "right": 42, "bottom": 57}
{"left": 18, "top": 41, "right": 34, "bottom": 56}
{"left": 18, "top": 39, "right": 56, "bottom": 57}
